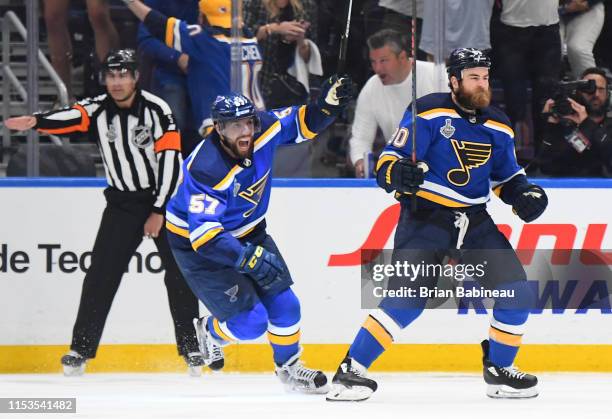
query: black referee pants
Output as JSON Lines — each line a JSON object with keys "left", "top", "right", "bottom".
{"left": 69, "top": 187, "right": 199, "bottom": 359}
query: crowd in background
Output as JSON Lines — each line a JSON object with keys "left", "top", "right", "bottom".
{"left": 5, "top": 0, "right": 612, "bottom": 178}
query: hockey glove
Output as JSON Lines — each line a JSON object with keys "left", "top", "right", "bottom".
{"left": 512, "top": 184, "right": 548, "bottom": 223}
{"left": 235, "top": 243, "right": 285, "bottom": 291}
{"left": 389, "top": 159, "right": 429, "bottom": 194}
{"left": 318, "top": 74, "right": 353, "bottom": 116}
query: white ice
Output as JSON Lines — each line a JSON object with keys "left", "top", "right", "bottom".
{"left": 1, "top": 373, "right": 610, "bottom": 419}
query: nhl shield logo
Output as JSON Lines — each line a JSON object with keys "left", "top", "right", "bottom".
{"left": 440, "top": 119, "right": 455, "bottom": 139}
{"left": 225, "top": 285, "right": 239, "bottom": 303}
{"left": 233, "top": 181, "right": 241, "bottom": 197}
{"left": 131, "top": 125, "right": 153, "bottom": 148}
{"left": 106, "top": 124, "right": 118, "bottom": 142}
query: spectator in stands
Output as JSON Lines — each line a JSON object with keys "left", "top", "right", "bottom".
{"left": 349, "top": 29, "right": 446, "bottom": 178}
{"left": 540, "top": 67, "right": 612, "bottom": 176}
{"left": 316, "top": 0, "right": 375, "bottom": 88}
{"left": 378, "top": 0, "right": 423, "bottom": 37}
{"left": 244, "top": 0, "right": 318, "bottom": 108}
{"left": 560, "top": 0, "right": 606, "bottom": 79}
{"left": 123, "top": 0, "right": 265, "bottom": 138}
{"left": 43, "top": 0, "right": 120, "bottom": 100}
{"left": 490, "top": 0, "right": 561, "bottom": 155}
{"left": 420, "top": 0, "right": 494, "bottom": 62}
{"left": 137, "top": 0, "right": 200, "bottom": 155}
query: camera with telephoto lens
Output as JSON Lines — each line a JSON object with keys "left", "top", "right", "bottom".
{"left": 551, "top": 79, "right": 596, "bottom": 116}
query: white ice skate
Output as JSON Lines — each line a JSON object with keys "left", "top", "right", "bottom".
{"left": 275, "top": 350, "right": 329, "bottom": 394}
{"left": 193, "top": 317, "right": 225, "bottom": 371}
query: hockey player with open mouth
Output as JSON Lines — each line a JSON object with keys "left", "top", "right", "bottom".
{"left": 164, "top": 76, "right": 352, "bottom": 393}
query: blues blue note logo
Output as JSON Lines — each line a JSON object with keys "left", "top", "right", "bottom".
{"left": 447, "top": 140, "right": 492, "bottom": 186}
{"left": 225, "top": 285, "right": 239, "bottom": 303}
{"left": 239, "top": 171, "right": 270, "bottom": 217}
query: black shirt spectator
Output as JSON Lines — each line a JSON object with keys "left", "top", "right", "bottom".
{"left": 540, "top": 67, "right": 612, "bottom": 177}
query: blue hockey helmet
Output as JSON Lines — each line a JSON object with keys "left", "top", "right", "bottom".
{"left": 447, "top": 48, "right": 491, "bottom": 81}
{"left": 211, "top": 93, "right": 261, "bottom": 132}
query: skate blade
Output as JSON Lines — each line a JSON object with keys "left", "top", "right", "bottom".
{"left": 326, "top": 384, "right": 373, "bottom": 402}
{"left": 192, "top": 318, "right": 206, "bottom": 354}
{"left": 62, "top": 364, "right": 85, "bottom": 377}
{"left": 188, "top": 366, "right": 202, "bottom": 377}
{"left": 288, "top": 383, "right": 330, "bottom": 395}
{"left": 486, "top": 384, "right": 539, "bottom": 399}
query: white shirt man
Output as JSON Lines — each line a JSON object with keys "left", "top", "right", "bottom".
{"left": 349, "top": 29, "right": 447, "bottom": 177}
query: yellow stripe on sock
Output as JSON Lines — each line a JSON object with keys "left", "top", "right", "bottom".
{"left": 213, "top": 318, "right": 234, "bottom": 342}
{"left": 489, "top": 327, "right": 522, "bottom": 347}
{"left": 267, "top": 330, "right": 301, "bottom": 345}
{"left": 363, "top": 315, "right": 393, "bottom": 349}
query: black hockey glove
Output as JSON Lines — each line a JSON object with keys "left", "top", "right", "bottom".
{"left": 389, "top": 159, "right": 429, "bottom": 194}
{"left": 235, "top": 243, "right": 285, "bottom": 291}
{"left": 318, "top": 74, "right": 353, "bottom": 116}
{"left": 512, "top": 184, "right": 548, "bottom": 223}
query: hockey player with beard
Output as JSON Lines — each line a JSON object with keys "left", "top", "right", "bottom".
{"left": 326, "top": 48, "right": 548, "bottom": 402}
{"left": 165, "top": 75, "right": 352, "bottom": 393}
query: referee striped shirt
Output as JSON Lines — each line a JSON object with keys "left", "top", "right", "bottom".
{"left": 34, "top": 90, "right": 182, "bottom": 213}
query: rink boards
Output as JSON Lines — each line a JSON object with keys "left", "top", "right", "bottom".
{"left": 1, "top": 178, "right": 611, "bottom": 373}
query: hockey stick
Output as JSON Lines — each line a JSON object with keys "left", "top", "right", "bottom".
{"left": 230, "top": 0, "right": 242, "bottom": 92}
{"left": 337, "top": 0, "right": 353, "bottom": 75}
{"left": 410, "top": 0, "right": 418, "bottom": 212}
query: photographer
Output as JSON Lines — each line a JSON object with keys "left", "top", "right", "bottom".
{"left": 540, "top": 67, "right": 612, "bottom": 177}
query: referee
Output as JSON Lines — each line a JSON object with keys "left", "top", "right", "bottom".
{"left": 5, "top": 49, "right": 203, "bottom": 376}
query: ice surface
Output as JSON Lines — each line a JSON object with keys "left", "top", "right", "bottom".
{"left": 0, "top": 372, "right": 610, "bottom": 419}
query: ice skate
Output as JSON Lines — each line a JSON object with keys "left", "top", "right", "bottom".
{"left": 183, "top": 351, "right": 205, "bottom": 377}
{"left": 61, "top": 350, "right": 86, "bottom": 376}
{"left": 193, "top": 317, "right": 224, "bottom": 371}
{"left": 326, "top": 355, "right": 377, "bottom": 401}
{"left": 275, "top": 350, "right": 328, "bottom": 394}
{"left": 482, "top": 340, "right": 538, "bottom": 399}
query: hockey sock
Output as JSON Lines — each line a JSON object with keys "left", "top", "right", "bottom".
{"left": 207, "top": 317, "right": 234, "bottom": 344}
{"left": 348, "top": 309, "right": 406, "bottom": 368}
{"left": 489, "top": 281, "right": 532, "bottom": 367}
{"left": 261, "top": 288, "right": 301, "bottom": 366}
{"left": 210, "top": 303, "right": 269, "bottom": 344}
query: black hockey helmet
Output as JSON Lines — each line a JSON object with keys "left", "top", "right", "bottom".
{"left": 447, "top": 48, "right": 491, "bottom": 81}
{"left": 102, "top": 49, "right": 138, "bottom": 74}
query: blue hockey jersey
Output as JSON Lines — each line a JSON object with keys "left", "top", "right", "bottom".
{"left": 143, "top": 10, "right": 264, "bottom": 133}
{"left": 166, "top": 104, "right": 334, "bottom": 267}
{"left": 376, "top": 93, "right": 526, "bottom": 207}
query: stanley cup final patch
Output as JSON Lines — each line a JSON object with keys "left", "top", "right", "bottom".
{"left": 440, "top": 119, "right": 455, "bottom": 139}
{"left": 131, "top": 125, "right": 153, "bottom": 148}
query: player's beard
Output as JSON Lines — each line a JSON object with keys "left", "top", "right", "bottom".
{"left": 455, "top": 83, "right": 492, "bottom": 110}
{"left": 225, "top": 135, "right": 254, "bottom": 159}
